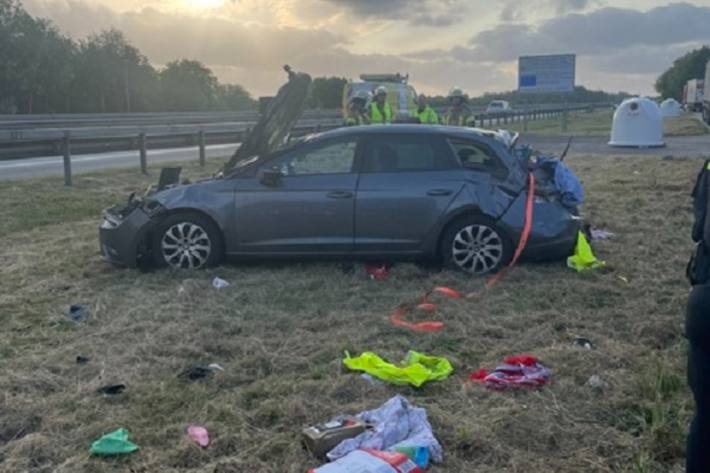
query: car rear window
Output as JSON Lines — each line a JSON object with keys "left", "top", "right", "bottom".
{"left": 361, "top": 135, "right": 456, "bottom": 173}
{"left": 448, "top": 138, "right": 507, "bottom": 176}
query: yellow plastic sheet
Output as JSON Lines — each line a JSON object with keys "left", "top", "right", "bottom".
{"left": 567, "top": 231, "right": 605, "bottom": 272}
{"left": 343, "top": 351, "right": 453, "bottom": 387}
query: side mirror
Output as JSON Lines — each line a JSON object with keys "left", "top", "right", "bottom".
{"left": 258, "top": 169, "right": 283, "bottom": 187}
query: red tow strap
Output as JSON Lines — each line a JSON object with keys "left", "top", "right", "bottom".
{"left": 484, "top": 171, "right": 536, "bottom": 289}
{"left": 389, "top": 172, "right": 537, "bottom": 332}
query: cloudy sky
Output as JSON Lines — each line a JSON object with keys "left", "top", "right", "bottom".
{"left": 22, "top": 0, "right": 710, "bottom": 97}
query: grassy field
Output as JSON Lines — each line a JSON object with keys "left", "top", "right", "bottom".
{"left": 0, "top": 154, "right": 705, "bottom": 472}
{"left": 504, "top": 109, "right": 709, "bottom": 137}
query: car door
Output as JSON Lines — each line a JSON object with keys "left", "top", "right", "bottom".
{"left": 354, "top": 133, "right": 464, "bottom": 253}
{"left": 232, "top": 136, "right": 360, "bottom": 254}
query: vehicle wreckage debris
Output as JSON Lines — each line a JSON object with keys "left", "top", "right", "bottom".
{"left": 366, "top": 263, "right": 390, "bottom": 280}
{"left": 573, "top": 336, "right": 595, "bottom": 350}
{"left": 389, "top": 286, "right": 462, "bottom": 333}
{"left": 97, "top": 384, "right": 126, "bottom": 395}
{"left": 178, "top": 364, "right": 222, "bottom": 381}
{"left": 212, "top": 277, "right": 230, "bottom": 289}
{"left": 64, "top": 304, "right": 89, "bottom": 322}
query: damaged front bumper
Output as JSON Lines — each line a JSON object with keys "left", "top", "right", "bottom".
{"left": 98, "top": 200, "right": 164, "bottom": 267}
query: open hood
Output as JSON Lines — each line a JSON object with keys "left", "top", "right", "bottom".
{"left": 224, "top": 65, "right": 312, "bottom": 172}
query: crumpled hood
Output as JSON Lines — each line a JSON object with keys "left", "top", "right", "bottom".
{"left": 224, "top": 65, "right": 312, "bottom": 172}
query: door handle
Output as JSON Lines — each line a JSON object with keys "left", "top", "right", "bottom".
{"left": 427, "top": 189, "right": 453, "bottom": 196}
{"left": 327, "top": 190, "right": 353, "bottom": 199}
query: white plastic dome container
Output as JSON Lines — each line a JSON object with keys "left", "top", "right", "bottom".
{"left": 609, "top": 97, "right": 665, "bottom": 148}
{"left": 660, "top": 98, "right": 681, "bottom": 118}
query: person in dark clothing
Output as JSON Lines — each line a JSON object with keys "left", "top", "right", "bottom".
{"left": 686, "top": 160, "right": 710, "bottom": 473}
{"left": 686, "top": 285, "right": 710, "bottom": 473}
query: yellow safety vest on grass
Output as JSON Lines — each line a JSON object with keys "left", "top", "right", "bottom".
{"left": 567, "top": 231, "right": 606, "bottom": 272}
{"left": 343, "top": 350, "right": 453, "bottom": 387}
{"left": 370, "top": 102, "right": 393, "bottom": 124}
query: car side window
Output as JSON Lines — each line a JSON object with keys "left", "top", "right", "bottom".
{"left": 265, "top": 139, "right": 357, "bottom": 176}
{"left": 362, "top": 135, "right": 455, "bottom": 173}
{"left": 449, "top": 138, "right": 504, "bottom": 173}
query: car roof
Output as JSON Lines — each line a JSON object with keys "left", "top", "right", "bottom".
{"left": 309, "top": 124, "right": 503, "bottom": 142}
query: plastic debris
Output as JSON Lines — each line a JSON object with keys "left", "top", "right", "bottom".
{"left": 64, "top": 304, "right": 88, "bottom": 322}
{"left": 178, "top": 364, "right": 222, "bottom": 381}
{"left": 97, "top": 384, "right": 126, "bottom": 395}
{"left": 394, "top": 446, "right": 430, "bottom": 469}
{"left": 90, "top": 428, "right": 139, "bottom": 456}
{"left": 187, "top": 425, "right": 210, "bottom": 448}
{"left": 389, "top": 286, "right": 462, "bottom": 333}
{"left": 311, "top": 449, "right": 424, "bottom": 473}
{"left": 360, "top": 373, "right": 384, "bottom": 387}
{"left": 590, "top": 228, "right": 615, "bottom": 241}
{"left": 567, "top": 231, "right": 606, "bottom": 272}
{"left": 469, "top": 355, "right": 551, "bottom": 391}
{"left": 366, "top": 263, "right": 390, "bottom": 281}
{"left": 586, "top": 375, "right": 609, "bottom": 391}
{"left": 76, "top": 356, "right": 90, "bottom": 364}
{"left": 343, "top": 351, "right": 453, "bottom": 388}
{"left": 212, "top": 277, "right": 230, "bottom": 289}
{"left": 327, "top": 395, "right": 443, "bottom": 464}
{"left": 572, "top": 336, "right": 594, "bottom": 350}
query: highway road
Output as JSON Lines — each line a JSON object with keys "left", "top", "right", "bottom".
{"left": 1, "top": 133, "right": 709, "bottom": 181}
{"left": 0, "top": 143, "right": 239, "bottom": 180}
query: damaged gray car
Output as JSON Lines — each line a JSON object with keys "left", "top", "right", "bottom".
{"left": 100, "top": 67, "right": 580, "bottom": 275}
{"left": 99, "top": 124, "right": 580, "bottom": 275}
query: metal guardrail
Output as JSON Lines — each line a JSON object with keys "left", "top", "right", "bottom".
{"left": 0, "top": 104, "right": 610, "bottom": 185}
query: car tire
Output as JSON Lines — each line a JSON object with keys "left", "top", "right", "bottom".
{"left": 440, "top": 216, "right": 513, "bottom": 275}
{"left": 152, "top": 212, "right": 223, "bottom": 269}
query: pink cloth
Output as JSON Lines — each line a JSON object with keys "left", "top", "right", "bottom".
{"left": 187, "top": 425, "right": 209, "bottom": 448}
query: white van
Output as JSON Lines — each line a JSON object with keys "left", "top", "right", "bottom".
{"left": 486, "top": 100, "right": 512, "bottom": 113}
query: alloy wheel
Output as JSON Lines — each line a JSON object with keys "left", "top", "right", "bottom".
{"left": 161, "top": 222, "right": 212, "bottom": 269}
{"left": 451, "top": 224, "right": 504, "bottom": 274}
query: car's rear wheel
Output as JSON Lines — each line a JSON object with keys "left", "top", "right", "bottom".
{"left": 153, "top": 213, "right": 223, "bottom": 269}
{"left": 441, "top": 216, "right": 512, "bottom": 275}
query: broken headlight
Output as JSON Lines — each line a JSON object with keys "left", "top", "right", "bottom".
{"left": 141, "top": 199, "right": 165, "bottom": 218}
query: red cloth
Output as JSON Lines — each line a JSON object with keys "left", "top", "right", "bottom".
{"left": 469, "top": 355, "right": 551, "bottom": 390}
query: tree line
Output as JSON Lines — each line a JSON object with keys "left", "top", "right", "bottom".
{"left": 0, "top": 0, "right": 256, "bottom": 114}
{"left": 655, "top": 46, "right": 710, "bottom": 101}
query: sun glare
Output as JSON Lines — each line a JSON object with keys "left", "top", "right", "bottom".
{"left": 184, "top": 0, "right": 227, "bottom": 10}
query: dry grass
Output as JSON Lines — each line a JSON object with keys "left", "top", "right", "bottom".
{"left": 505, "top": 109, "right": 708, "bottom": 137}
{"left": 0, "top": 154, "right": 706, "bottom": 472}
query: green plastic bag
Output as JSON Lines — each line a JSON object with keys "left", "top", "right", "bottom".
{"left": 343, "top": 350, "right": 453, "bottom": 387}
{"left": 567, "top": 231, "right": 605, "bottom": 272}
{"left": 90, "top": 428, "right": 139, "bottom": 456}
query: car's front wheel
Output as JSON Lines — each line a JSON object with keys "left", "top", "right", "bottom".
{"left": 441, "top": 216, "right": 512, "bottom": 275}
{"left": 153, "top": 213, "right": 223, "bottom": 269}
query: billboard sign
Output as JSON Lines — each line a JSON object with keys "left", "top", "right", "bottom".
{"left": 518, "top": 54, "right": 576, "bottom": 93}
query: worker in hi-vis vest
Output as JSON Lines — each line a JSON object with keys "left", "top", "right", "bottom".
{"left": 411, "top": 94, "right": 439, "bottom": 124}
{"left": 345, "top": 90, "right": 371, "bottom": 126}
{"left": 370, "top": 86, "right": 393, "bottom": 124}
{"left": 443, "top": 87, "right": 474, "bottom": 127}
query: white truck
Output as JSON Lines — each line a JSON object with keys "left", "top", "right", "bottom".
{"left": 704, "top": 60, "right": 710, "bottom": 124}
{"left": 685, "top": 78, "right": 705, "bottom": 113}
